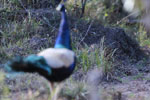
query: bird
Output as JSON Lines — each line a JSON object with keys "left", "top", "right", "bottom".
{"left": 5, "top": 3, "right": 76, "bottom": 100}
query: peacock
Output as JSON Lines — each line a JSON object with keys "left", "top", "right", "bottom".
{"left": 5, "top": 3, "right": 76, "bottom": 100}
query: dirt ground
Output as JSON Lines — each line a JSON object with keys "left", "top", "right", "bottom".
{"left": 101, "top": 73, "right": 150, "bottom": 100}
{"left": 1, "top": 17, "right": 150, "bottom": 100}
{"left": 1, "top": 68, "right": 150, "bottom": 100}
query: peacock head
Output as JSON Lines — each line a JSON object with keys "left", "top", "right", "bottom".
{"left": 56, "top": 3, "right": 66, "bottom": 12}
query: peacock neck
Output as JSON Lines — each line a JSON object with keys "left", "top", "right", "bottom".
{"left": 54, "top": 10, "right": 72, "bottom": 50}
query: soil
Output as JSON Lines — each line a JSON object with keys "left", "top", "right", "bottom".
{"left": 0, "top": 16, "right": 150, "bottom": 100}
{"left": 101, "top": 73, "right": 150, "bottom": 100}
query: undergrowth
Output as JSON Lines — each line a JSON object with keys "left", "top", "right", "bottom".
{"left": 0, "top": 0, "right": 150, "bottom": 100}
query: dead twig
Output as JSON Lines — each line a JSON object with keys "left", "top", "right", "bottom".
{"left": 78, "top": 19, "right": 94, "bottom": 48}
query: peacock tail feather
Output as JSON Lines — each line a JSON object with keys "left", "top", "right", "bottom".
{"left": 5, "top": 55, "right": 51, "bottom": 75}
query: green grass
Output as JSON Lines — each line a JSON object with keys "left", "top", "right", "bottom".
{"left": 78, "top": 37, "right": 115, "bottom": 74}
{"left": 0, "top": 0, "right": 150, "bottom": 100}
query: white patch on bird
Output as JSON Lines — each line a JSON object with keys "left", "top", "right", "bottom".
{"left": 56, "top": 4, "right": 63, "bottom": 11}
{"left": 38, "top": 48, "right": 75, "bottom": 68}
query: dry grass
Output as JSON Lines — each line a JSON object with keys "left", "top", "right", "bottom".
{"left": 0, "top": 0, "right": 150, "bottom": 100}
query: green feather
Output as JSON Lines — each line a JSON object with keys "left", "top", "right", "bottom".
{"left": 24, "top": 55, "right": 51, "bottom": 75}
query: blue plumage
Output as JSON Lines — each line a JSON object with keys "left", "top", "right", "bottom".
{"left": 54, "top": 4, "right": 71, "bottom": 50}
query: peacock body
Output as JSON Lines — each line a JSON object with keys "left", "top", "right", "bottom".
{"left": 6, "top": 4, "right": 75, "bottom": 84}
